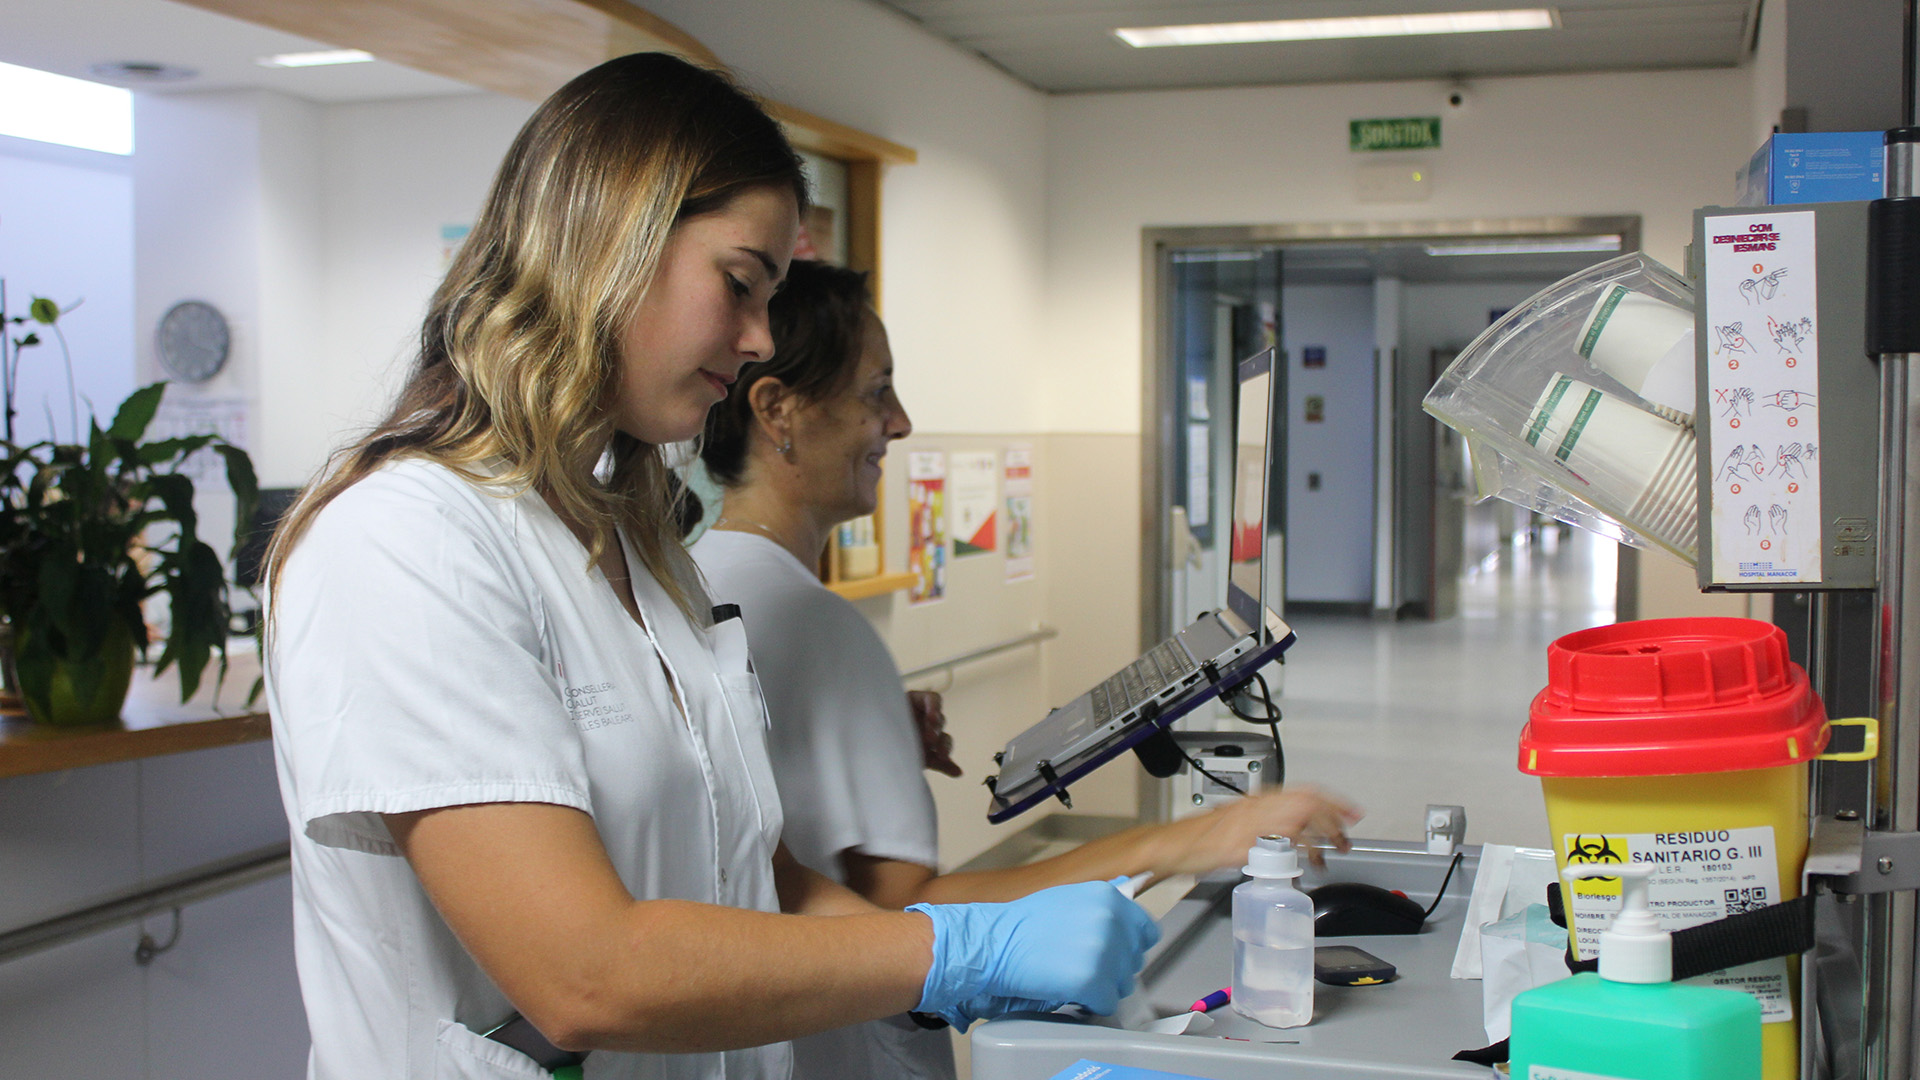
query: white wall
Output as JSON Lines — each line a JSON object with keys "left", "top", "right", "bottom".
{"left": 1750, "top": 0, "right": 1788, "bottom": 148}
{"left": 296, "top": 93, "right": 536, "bottom": 488}
{"left": 640, "top": 0, "right": 1052, "bottom": 437}
{"left": 1281, "top": 283, "right": 1375, "bottom": 605}
{"left": 0, "top": 135, "right": 134, "bottom": 445}
{"left": 1042, "top": 66, "right": 1760, "bottom": 436}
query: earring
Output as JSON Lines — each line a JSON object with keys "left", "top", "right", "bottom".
{"left": 778, "top": 440, "right": 793, "bottom": 457}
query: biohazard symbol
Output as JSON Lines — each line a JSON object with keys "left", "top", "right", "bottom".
{"left": 1568, "top": 835, "right": 1625, "bottom": 869}
{"left": 1567, "top": 835, "right": 1628, "bottom": 898}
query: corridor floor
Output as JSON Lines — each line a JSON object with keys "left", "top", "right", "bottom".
{"left": 1276, "top": 526, "right": 1618, "bottom": 849}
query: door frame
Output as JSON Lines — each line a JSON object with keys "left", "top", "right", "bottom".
{"left": 1139, "top": 215, "right": 1644, "bottom": 650}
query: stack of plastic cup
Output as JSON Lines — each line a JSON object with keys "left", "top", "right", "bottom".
{"left": 1524, "top": 375, "right": 1697, "bottom": 555}
{"left": 1576, "top": 284, "right": 1696, "bottom": 425}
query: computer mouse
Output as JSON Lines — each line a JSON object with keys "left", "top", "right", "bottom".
{"left": 1308, "top": 881, "right": 1428, "bottom": 936}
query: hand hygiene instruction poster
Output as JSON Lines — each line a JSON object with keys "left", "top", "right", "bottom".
{"left": 907, "top": 451, "right": 947, "bottom": 605}
{"left": 1703, "top": 211, "right": 1823, "bottom": 584}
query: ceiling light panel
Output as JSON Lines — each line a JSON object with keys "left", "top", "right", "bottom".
{"left": 256, "top": 49, "right": 375, "bottom": 69}
{"left": 1116, "top": 9, "right": 1558, "bottom": 48}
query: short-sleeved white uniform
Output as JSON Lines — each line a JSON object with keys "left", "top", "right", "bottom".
{"left": 690, "top": 530, "right": 952, "bottom": 1080}
{"left": 269, "top": 460, "right": 790, "bottom": 1080}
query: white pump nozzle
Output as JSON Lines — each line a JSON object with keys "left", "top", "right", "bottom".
{"left": 1563, "top": 863, "right": 1669, "bottom": 984}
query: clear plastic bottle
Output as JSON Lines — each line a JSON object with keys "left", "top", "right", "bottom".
{"left": 1231, "top": 835, "right": 1315, "bottom": 1028}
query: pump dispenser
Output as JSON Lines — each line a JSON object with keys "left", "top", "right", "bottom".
{"left": 1230, "top": 836, "right": 1314, "bottom": 1028}
{"left": 1508, "top": 865, "right": 1761, "bottom": 1079}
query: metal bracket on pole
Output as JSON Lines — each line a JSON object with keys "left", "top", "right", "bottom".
{"left": 1805, "top": 815, "right": 1920, "bottom": 895}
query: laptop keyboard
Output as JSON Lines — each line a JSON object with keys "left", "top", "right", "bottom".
{"left": 1090, "top": 639, "right": 1198, "bottom": 724}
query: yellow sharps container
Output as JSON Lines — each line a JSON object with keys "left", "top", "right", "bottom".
{"left": 1519, "top": 617, "right": 1875, "bottom": 1080}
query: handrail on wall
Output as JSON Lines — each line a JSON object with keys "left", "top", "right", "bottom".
{"left": 899, "top": 625, "right": 1057, "bottom": 683}
{"left": 0, "top": 633, "right": 1058, "bottom": 965}
{"left": 0, "top": 842, "right": 290, "bottom": 967}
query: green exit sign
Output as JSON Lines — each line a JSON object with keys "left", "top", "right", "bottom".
{"left": 1350, "top": 117, "right": 1441, "bottom": 152}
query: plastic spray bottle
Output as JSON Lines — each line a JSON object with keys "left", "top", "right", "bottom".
{"left": 1231, "top": 835, "right": 1314, "bottom": 1028}
{"left": 1508, "top": 864, "right": 1761, "bottom": 1080}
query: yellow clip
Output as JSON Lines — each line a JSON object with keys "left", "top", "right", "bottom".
{"left": 1818, "top": 717, "right": 1880, "bottom": 762}
{"left": 1350, "top": 977, "right": 1383, "bottom": 985}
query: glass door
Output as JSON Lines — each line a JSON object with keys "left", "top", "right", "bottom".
{"left": 1156, "top": 246, "right": 1282, "bottom": 728}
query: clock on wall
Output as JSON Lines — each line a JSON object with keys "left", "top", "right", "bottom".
{"left": 155, "top": 300, "right": 230, "bottom": 383}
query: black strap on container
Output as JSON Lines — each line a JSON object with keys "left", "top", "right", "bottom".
{"left": 1867, "top": 128, "right": 1920, "bottom": 356}
{"left": 1544, "top": 881, "right": 1816, "bottom": 980}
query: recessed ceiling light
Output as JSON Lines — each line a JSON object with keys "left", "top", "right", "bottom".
{"left": 1424, "top": 236, "right": 1622, "bottom": 257}
{"left": 88, "top": 61, "right": 198, "bottom": 84}
{"left": 0, "top": 60, "right": 132, "bottom": 155}
{"left": 1116, "top": 9, "right": 1558, "bottom": 48}
{"left": 256, "top": 49, "right": 375, "bottom": 69}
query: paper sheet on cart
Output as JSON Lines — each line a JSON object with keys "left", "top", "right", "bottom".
{"left": 1451, "top": 844, "right": 1561, "bottom": 979}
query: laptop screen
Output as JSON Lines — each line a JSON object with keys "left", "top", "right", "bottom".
{"left": 1227, "top": 348, "right": 1277, "bottom": 641}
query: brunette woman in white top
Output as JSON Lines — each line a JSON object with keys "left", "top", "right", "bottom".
{"left": 264, "top": 54, "right": 1155, "bottom": 1080}
{"left": 692, "top": 260, "right": 1363, "bottom": 1080}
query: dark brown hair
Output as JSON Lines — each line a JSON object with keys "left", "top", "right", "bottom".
{"left": 701, "top": 259, "right": 871, "bottom": 485}
{"left": 265, "top": 53, "right": 806, "bottom": 621}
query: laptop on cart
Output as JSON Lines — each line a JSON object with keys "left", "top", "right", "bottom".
{"left": 985, "top": 347, "right": 1294, "bottom": 823}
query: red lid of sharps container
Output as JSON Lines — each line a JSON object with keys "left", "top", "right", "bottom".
{"left": 1519, "top": 617, "right": 1828, "bottom": 778}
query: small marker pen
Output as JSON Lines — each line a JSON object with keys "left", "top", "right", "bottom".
{"left": 1191, "top": 988, "right": 1231, "bottom": 1013}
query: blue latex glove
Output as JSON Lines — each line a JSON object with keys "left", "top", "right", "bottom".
{"left": 909, "top": 878, "right": 1161, "bottom": 1029}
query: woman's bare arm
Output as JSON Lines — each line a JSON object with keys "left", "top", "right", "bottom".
{"left": 386, "top": 803, "right": 930, "bottom": 1053}
{"left": 843, "top": 785, "right": 1361, "bottom": 909}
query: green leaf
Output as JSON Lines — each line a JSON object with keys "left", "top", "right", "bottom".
{"left": 107, "top": 383, "right": 166, "bottom": 443}
{"left": 137, "top": 434, "right": 214, "bottom": 466}
{"left": 214, "top": 443, "right": 259, "bottom": 550}
{"left": 15, "top": 332, "right": 38, "bottom": 348}
{"left": 28, "top": 297, "right": 58, "bottom": 324}
{"left": 164, "top": 540, "right": 226, "bottom": 702}
{"left": 146, "top": 472, "right": 198, "bottom": 547}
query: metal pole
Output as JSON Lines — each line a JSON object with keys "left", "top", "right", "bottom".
{"left": 1868, "top": 129, "right": 1920, "bottom": 1080}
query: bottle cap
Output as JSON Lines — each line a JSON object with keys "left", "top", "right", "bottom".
{"left": 1243, "top": 835, "right": 1301, "bottom": 879}
{"left": 1563, "top": 864, "right": 1670, "bottom": 983}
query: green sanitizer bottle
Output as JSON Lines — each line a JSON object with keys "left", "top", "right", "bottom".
{"left": 1508, "top": 864, "right": 1761, "bottom": 1080}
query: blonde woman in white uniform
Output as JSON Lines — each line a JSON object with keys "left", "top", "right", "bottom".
{"left": 264, "top": 55, "right": 1157, "bottom": 1080}
{"left": 692, "top": 260, "right": 1364, "bottom": 1080}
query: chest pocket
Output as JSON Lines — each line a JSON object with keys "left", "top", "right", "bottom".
{"left": 715, "top": 672, "right": 782, "bottom": 845}
{"left": 704, "top": 614, "right": 784, "bottom": 877}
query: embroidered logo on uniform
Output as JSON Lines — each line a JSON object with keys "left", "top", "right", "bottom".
{"left": 565, "top": 681, "right": 634, "bottom": 731}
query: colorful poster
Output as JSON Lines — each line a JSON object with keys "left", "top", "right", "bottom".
{"left": 1703, "top": 211, "right": 1822, "bottom": 584}
{"left": 1004, "top": 445, "right": 1034, "bottom": 581}
{"left": 907, "top": 451, "right": 947, "bottom": 605}
{"left": 950, "top": 450, "right": 998, "bottom": 558}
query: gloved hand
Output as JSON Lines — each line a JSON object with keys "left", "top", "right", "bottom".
{"left": 909, "top": 878, "right": 1161, "bottom": 1029}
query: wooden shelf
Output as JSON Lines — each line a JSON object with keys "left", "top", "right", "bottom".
{"left": 826, "top": 571, "right": 916, "bottom": 602}
{"left": 0, "top": 652, "right": 268, "bottom": 780}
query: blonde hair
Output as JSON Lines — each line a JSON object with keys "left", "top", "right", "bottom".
{"left": 265, "top": 53, "right": 806, "bottom": 622}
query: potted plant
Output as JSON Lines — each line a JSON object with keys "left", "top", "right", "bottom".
{"left": 0, "top": 293, "right": 258, "bottom": 726}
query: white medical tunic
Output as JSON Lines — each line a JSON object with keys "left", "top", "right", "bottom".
{"left": 269, "top": 460, "right": 790, "bottom": 1080}
{"left": 690, "top": 530, "right": 953, "bottom": 1080}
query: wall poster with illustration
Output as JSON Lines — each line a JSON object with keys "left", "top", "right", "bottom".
{"left": 907, "top": 450, "right": 947, "bottom": 604}
{"left": 1004, "top": 445, "right": 1034, "bottom": 582}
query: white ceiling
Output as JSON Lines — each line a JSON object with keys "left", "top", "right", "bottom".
{"left": 869, "top": 0, "right": 1763, "bottom": 93}
{"left": 0, "top": 0, "right": 474, "bottom": 103}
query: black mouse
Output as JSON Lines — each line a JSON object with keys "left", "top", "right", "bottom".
{"left": 1308, "top": 881, "right": 1427, "bottom": 936}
